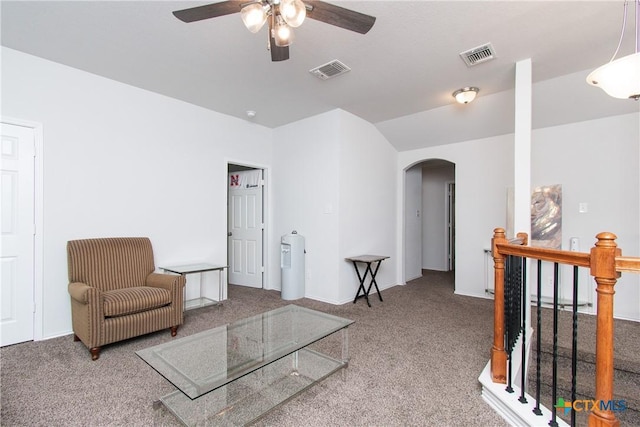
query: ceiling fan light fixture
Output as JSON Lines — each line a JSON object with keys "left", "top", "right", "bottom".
{"left": 280, "top": 0, "right": 306, "bottom": 28}
{"left": 172, "top": 1, "right": 376, "bottom": 62}
{"left": 453, "top": 87, "right": 479, "bottom": 104}
{"left": 241, "top": 2, "right": 268, "bottom": 33}
{"left": 587, "top": 0, "right": 640, "bottom": 100}
{"left": 273, "top": 15, "right": 293, "bottom": 47}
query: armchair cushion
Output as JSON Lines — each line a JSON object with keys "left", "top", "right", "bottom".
{"left": 102, "top": 286, "right": 172, "bottom": 317}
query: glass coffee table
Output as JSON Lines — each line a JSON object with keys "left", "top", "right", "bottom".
{"left": 136, "top": 305, "right": 353, "bottom": 426}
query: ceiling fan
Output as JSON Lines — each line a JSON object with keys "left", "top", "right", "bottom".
{"left": 172, "top": 0, "right": 376, "bottom": 62}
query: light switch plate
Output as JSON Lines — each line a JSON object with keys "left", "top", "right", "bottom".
{"left": 579, "top": 202, "right": 588, "bottom": 213}
{"left": 570, "top": 237, "right": 580, "bottom": 251}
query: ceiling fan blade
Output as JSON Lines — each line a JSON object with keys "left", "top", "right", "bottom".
{"left": 305, "top": 1, "right": 376, "bottom": 34}
{"left": 173, "top": 1, "right": 243, "bottom": 23}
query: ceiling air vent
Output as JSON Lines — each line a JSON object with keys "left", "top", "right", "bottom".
{"left": 309, "top": 60, "right": 351, "bottom": 80}
{"left": 459, "top": 43, "right": 496, "bottom": 67}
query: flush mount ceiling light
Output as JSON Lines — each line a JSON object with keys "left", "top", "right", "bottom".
{"left": 172, "top": 1, "right": 376, "bottom": 62}
{"left": 452, "top": 87, "right": 479, "bottom": 104}
{"left": 587, "top": 0, "right": 640, "bottom": 100}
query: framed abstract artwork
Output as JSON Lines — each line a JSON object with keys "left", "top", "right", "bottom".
{"left": 531, "top": 184, "right": 562, "bottom": 249}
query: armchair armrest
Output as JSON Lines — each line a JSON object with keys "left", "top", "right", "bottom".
{"left": 68, "top": 282, "right": 100, "bottom": 304}
{"left": 146, "top": 273, "right": 185, "bottom": 326}
{"left": 68, "top": 281, "right": 103, "bottom": 349}
{"left": 146, "top": 272, "right": 186, "bottom": 291}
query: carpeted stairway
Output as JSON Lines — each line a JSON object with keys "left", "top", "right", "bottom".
{"left": 527, "top": 308, "right": 640, "bottom": 426}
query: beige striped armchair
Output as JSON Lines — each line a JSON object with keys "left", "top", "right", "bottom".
{"left": 67, "top": 237, "right": 185, "bottom": 360}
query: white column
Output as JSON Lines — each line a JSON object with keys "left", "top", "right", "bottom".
{"left": 514, "top": 58, "right": 532, "bottom": 237}
{"left": 513, "top": 58, "right": 533, "bottom": 389}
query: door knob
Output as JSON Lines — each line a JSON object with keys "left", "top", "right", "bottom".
{"left": 227, "top": 232, "right": 232, "bottom": 237}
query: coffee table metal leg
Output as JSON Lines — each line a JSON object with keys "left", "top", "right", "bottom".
{"left": 291, "top": 350, "right": 300, "bottom": 375}
{"left": 218, "top": 269, "right": 223, "bottom": 302}
{"left": 341, "top": 327, "right": 350, "bottom": 381}
{"left": 151, "top": 399, "right": 173, "bottom": 426}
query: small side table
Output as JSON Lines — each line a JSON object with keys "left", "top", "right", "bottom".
{"left": 161, "top": 263, "right": 228, "bottom": 310}
{"left": 345, "top": 255, "right": 389, "bottom": 307}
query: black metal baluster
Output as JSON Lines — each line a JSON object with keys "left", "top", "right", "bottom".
{"left": 571, "top": 266, "right": 579, "bottom": 427}
{"left": 505, "top": 255, "right": 514, "bottom": 393}
{"left": 504, "top": 255, "right": 524, "bottom": 395}
{"left": 519, "top": 256, "right": 528, "bottom": 404}
{"left": 533, "top": 259, "right": 543, "bottom": 416}
{"left": 549, "top": 262, "right": 560, "bottom": 427}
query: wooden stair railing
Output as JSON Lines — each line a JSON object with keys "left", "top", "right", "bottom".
{"left": 490, "top": 227, "right": 640, "bottom": 427}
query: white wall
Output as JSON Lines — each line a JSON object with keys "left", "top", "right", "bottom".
{"left": 398, "top": 134, "right": 515, "bottom": 297}
{"left": 5, "top": 46, "right": 638, "bottom": 342}
{"left": 2, "top": 48, "right": 273, "bottom": 339}
{"left": 531, "top": 112, "right": 640, "bottom": 321}
{"left": 404, "top": 166, "right": 422, "bottom": 281}
{"left": 271, "top": 111, "right": 341, "bottom": 302}
{"left": 338, "top": 111, "right": 398, "bottom": 303}
{"left": 422, "top": 163, "right": 455, "bottom": 271}
{"left": 272, "top": 110, "right": 398, "bottom": 304}
{"left": 398, "top": 112, "right": 639, "bottom": 321}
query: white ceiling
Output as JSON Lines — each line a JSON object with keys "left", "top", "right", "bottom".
{"left": 2, "top": 1, "right": 639, "bottom": 150}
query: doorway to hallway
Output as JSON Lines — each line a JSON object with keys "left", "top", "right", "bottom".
{"left": 403, "top": 159, "right": 456, "bottom": 285}
{"left": 227, "top": 163, "right": 265, "bottom": 289}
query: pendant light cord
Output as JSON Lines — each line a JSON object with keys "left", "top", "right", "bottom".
{"left": 609, "top": 0, "right": 629, "bottom": 62}
{"left": 636, "top": 0, "right": 639, "bottom": 54}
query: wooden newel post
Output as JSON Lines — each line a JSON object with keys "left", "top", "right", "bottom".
{"left": 491, "top": 228, "right": 508, "bottom": 383}
{"left": 588, "top": 232, "right": 621, "bottom": 427}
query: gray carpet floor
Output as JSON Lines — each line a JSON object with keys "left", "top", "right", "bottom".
{"left": 1, "top": 270, "right": 635, "bottom": 426}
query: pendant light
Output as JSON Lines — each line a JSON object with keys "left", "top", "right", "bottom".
{"left": 587, "top": 0, "right": 640, "bottom": 100}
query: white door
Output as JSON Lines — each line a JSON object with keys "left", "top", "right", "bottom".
{"left": 228, "top": 170, "right": 263, "bottom": 288}
{"left": 1, "top": 123, "right": 35, "bottom": 346}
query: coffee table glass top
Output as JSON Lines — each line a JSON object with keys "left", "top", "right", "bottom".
{"left": 136, "top": 305, "right": 353, "bottom": 400}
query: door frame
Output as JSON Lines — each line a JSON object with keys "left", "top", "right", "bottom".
{"left": 2, "top": 117, "right": 44, "bottom": 341}
{"left": 445, "top": 180, "right": 455, "bottom": 271}
{"left": 225, "top": 159, "right": 269, "bottom": 289}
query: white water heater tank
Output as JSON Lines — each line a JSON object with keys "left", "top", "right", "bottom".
{"left": 281, "top": 231, "right": 305, "bottom": 300}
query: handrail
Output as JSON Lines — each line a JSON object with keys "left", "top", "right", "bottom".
{"left": 616, "top": 256, "right": 640, "bottom": 273}
{"left": 490, "top": 227, "right": 639, "bottom": 427}
{"left": 495, "top": 243, "right": 591, "bottom": 268}
{"left": 494, "top": 237, "right": 640, "bottom": 275}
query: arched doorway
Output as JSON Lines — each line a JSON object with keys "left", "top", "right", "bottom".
{"left": 403, "top": 159, "right": 456, "bottom": 285}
